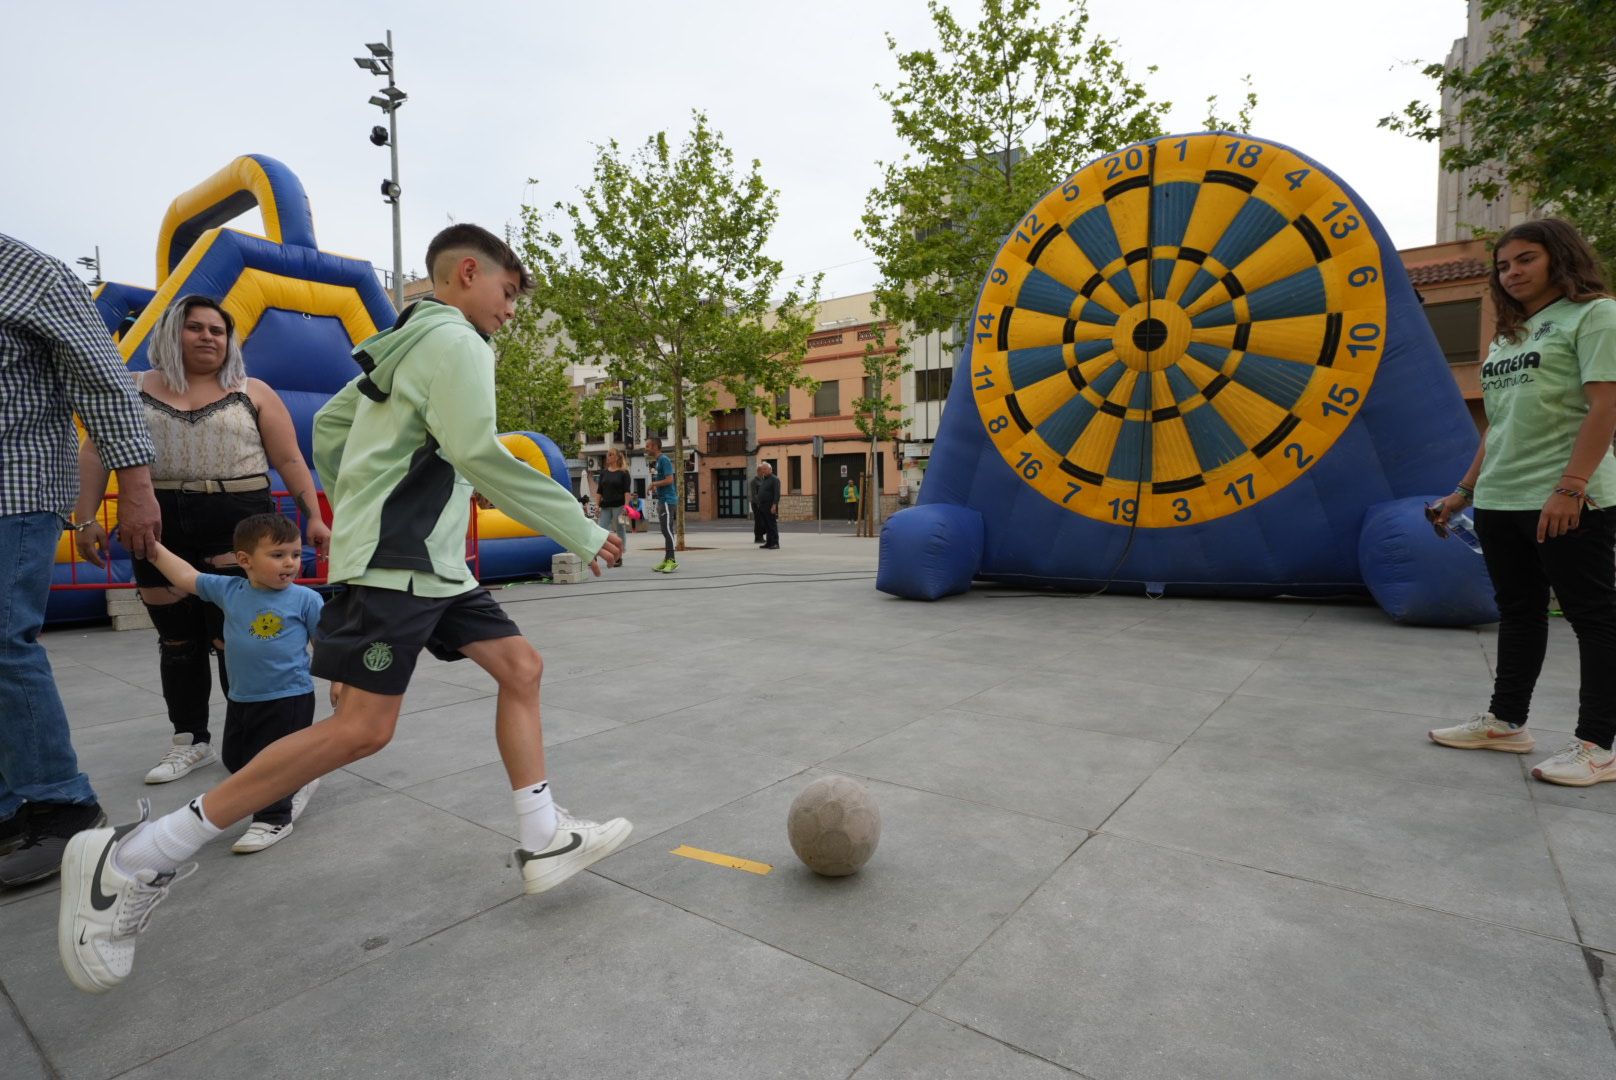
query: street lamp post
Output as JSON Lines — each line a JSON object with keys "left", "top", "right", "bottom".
{"left": 75, "top": 247, "right": 102, "bottom": 288}
{"left": 355, "top": 31, "right": 405, "bottom": 309}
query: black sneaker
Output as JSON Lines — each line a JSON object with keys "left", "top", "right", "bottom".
{"left": 0, "top": 809, "right": 25, "bottom": 858}
{"left": 0, "top": 802, "right": 108, "bottom": 887}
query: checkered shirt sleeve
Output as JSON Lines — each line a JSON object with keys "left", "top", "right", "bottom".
{"left": 0, "top": 233, "right": 153, "bottom": 516}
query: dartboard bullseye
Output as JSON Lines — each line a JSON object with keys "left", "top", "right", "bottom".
{"left": 971, "top": 133, "right": 1388, "bottom": 527}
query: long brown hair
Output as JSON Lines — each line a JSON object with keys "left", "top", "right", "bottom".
{"left": 1489, "top": 218, "right": 1612, "bottom": 344}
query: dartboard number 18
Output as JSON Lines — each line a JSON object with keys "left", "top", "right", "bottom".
{"left": 971, "top": 133, "right": 1388, "bottom": 528}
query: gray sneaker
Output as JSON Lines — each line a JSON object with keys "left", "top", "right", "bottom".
{"left": 0, "top": 809, "right": 25, "bottom": 858}
{"left": 0, "top": 802, "right": 108, "bottom": 887}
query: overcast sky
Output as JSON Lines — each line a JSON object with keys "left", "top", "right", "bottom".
{"left": 3, "top": 1, "right": 1467, "bottom": 302}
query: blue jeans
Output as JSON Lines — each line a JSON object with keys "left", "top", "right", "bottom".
{"left": 0, "top": 512, "right": 96, "bottom": 817}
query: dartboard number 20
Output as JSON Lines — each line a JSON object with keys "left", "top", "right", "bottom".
{"left": 971, "top": 133, "right": 1388, "bottom": 528}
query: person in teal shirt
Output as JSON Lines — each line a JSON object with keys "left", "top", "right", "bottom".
{"left": 1429, "top": 218, "right": 1616, "bottom": 787}
{"left": 646, "top": 436, "right": 678, "bottom": 572}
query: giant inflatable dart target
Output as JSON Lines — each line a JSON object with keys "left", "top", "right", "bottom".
{"left": 877, "top": 133, "right": 1499, "bottom": 625}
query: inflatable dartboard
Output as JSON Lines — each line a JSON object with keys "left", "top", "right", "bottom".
{"left": 878, "top": 132, "right": 1495, "bottom": 624}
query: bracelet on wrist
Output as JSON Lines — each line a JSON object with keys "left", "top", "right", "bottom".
{"left": 1562, "top": 473, "right": 1588, "bottom": 482}
{"left": 1553, "top": 487, "right": 1589, "bottom": 502}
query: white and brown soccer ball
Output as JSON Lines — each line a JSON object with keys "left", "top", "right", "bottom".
{"left": 786, "top": 775, "right": 881, "bottom": 876}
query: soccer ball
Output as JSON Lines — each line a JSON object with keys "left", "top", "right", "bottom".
{"left": 786, "top": 775, "right": 881, "bottom": 876}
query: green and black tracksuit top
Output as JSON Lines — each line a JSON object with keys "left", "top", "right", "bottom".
{"left": 313, "top": 299, "right": 607, "bottom": 596}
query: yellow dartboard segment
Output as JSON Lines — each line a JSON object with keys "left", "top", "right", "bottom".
{"left": 972, "top": 134, "right": 1388, "bottom": 528}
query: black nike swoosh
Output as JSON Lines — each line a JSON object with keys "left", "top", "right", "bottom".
{"left": 79, "top": 929, "right": 88, "bottom": 946}
{"left": 89, "top": 822, "right": 138, "bottom": 911}
{"left": 516, "top": 833, "right": 582, "bottom": 864}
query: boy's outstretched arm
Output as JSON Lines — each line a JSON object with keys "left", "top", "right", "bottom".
{"left": 422, "top": 339, "right": 610, "bottom": 561}
{"left": 145, "top": 540, "right": 201, "bottom": 596}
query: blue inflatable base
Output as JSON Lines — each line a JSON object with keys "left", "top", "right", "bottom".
{"left": 876, "top": 505, "right": 984, "bottom": 600}
{"left": 1359, "top": 497, "right": 1498, "bottom": 626}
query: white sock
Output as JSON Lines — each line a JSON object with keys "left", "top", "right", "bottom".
{"left": 513, "top": 781, "right": 558, "bottom": 852}
{"left": 114, "top": 797, "right": 223, "bottom": 876}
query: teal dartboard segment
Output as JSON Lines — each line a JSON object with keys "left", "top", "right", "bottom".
{"left": 1181, "top": 401, "right": 1245, "bottom": 471}
{"left": 1088, "top": 362, "right": 1126, "bottom": 398}
{"left": 1007, "top": 344, "right": 1068, "bottom": 388}
{"left": 1232, "top": 352, "right": 1315, "bottom": 410}
{"left": 1072, "top": 339, "right": 1113, "bottom": 364}
{"left": 1178, "top": 267, "right": 1223, "bottom": 309}
{"left": 1129, "top": 373, "right": 1154, "bottom": 411}
{"left": 1015, "top": 267, "right": 1081, "bottom": 318}
{"left": 1077, "top": 300, "right": 1119, "bottom": 326}
{"left": 1067, "top": 205, "right": 1124, "bottom": 276}
{"left": 1150, "top": 182, "right": 1200, "bottom": 248}
{"left": 1247, "top": 266, "right": 1328, "bottom": 321}
{"left": 1110, "top": 420, "right": 1152, "bottom": 481}
{"left": 1208, "top": 199, "right": 1290, "bottom": 278}
{"left": 1036, "top": 393, "right": 1097, "bottom": 456}
{"left": 1165, "top": 365, "right": 1200, "bottom": 404}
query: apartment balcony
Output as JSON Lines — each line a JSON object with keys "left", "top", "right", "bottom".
{"left": 707, "top": 431, "right": 747, "bottom": 456}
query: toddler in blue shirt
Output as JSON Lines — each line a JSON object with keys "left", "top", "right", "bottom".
{"left": 146, "top": 513, "right": 325, "bottom": 854}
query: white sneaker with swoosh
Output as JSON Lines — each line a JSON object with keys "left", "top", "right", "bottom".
{"left": 1531, "top": 740, "right": 1616, "bottom": 787}
{"left": 514, "top": 808, "right": 633, "bottom": 895}
{"left": 1428, "top": 713, "right": 1535, "bottom": 753}
{"left": 57, "top": 800, "right": 195, "bottom": 994}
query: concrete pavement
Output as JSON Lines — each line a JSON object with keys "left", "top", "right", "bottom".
{"left": 3, "top": 524, "right": 1613, "bottom": 1079}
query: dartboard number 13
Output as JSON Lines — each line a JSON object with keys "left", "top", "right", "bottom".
{"left": 971, "top": 133, "right": 1387, "bottom": 528}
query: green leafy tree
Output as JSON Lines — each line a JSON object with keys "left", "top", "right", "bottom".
{"left": 1380, "top": 0, "right": 1616, "bottom": 263}
{"left": 491, "top": 311, "right": 581, "bottom": 458}
{"left": 851, "top": 327, "right": 911, "bottom": 531}
{"left": 858, "top": 0, "right": 1174, "bottom": 348}
{"left": 578, "top": 391, "right": 615, "bottom": 442}
{"left": 521, "top": 111, "right": 820, "bottom": 548}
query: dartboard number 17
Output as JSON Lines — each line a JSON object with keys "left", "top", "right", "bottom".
{"left": 971, "top": 133, "right": 1388, "bottom": 528}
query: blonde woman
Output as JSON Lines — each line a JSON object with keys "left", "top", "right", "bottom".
{"left": 76, "top": 296, "right": 330, "bottom": 784}
{"left": 594, "top": 447, "right": 631, "bottom": 567}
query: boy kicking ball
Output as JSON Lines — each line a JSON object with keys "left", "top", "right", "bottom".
{"left": 59, "top": 224, "right": 629, "bottom": 994}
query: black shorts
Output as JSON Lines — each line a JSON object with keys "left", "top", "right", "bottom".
{"left": 132, "top": 488, "right": 275, "bottom": 588}
{"left": 310, "top": 585, "right": 522, "bottom": 695}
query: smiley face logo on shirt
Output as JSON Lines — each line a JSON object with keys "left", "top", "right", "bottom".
{"left": 249, "top": 611, "right": 285, "bottom": 639}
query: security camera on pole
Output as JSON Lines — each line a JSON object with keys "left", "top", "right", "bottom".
{"left": 354, "top": 32, "right": 405, "bottom": 309}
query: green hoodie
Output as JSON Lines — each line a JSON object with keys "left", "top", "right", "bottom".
{"left": 313, "top": 299, "right": 607, "bottom": 595}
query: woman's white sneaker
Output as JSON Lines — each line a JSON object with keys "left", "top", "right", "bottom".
{"left": 1428, "top": 713, "right": 1535, "bottom": 753}
{"left": 58, "top": 800, "right": 195, "bottom": 994}
{"left": 1531, "top": 740, "right": 1616, "bottom": 786}
{"left": 144, "top": 736, "right": 216, "bottom": 784}
{"left": 289, "top": 779, "right": 319, "bottom": 823}
{"left": 514, "top": 809, "right": 632, "bottom": 895}
{"left": 231, "top": 821, "right": 292, "bottom": 854}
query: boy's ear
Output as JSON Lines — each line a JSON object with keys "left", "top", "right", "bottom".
{"left": 234, "top": 550, "right": 253, "bottom": 571}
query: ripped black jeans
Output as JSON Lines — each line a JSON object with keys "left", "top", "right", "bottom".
{"left": 133, "top": 488, "right": 274, "bottom": 743}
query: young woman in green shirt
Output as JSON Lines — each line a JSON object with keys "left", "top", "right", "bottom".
{"left": 1428, "top": 219, "right": 1616, "bottom": 786}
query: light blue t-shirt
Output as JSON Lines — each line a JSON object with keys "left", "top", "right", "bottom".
{"left": 653, "top": 453, "right": 677, "bottom": 505}
{"left": 194, "top": 575, "right": 323, "bottom": 702}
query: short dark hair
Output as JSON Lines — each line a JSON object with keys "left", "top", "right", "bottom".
{"left": 233, "top": 513, "right": 302, "bottom": 554}
{"left": 425, "top": 224, "right": 533, "bottom": 291}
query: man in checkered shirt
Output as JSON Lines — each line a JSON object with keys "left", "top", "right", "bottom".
{"left": 0, "top": 232, "right": 161, "bottom": 887}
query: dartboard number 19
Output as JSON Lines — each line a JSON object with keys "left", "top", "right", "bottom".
{"left": 970, "top": 133, "right": 1388, "bottom": 528}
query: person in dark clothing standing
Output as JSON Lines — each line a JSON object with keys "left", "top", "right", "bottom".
{"left": 594, "top": 447, "right": 631, "bottom": 567}
{"left": 756, "top": 462, "right": 781, "bottom": 550}
{"left": 749, "top": 469, "right": 765, "bottom": 544}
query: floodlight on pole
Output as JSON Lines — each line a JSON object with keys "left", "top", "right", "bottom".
{"left": 356, "top": 29, "right": 404, "bottom": 308}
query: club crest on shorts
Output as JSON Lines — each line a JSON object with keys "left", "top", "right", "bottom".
{"left": 363, "top": 642, "right": 394, "bottom": 672}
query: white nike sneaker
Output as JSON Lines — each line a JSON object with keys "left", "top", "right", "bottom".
{"left": 1531, "top": 739, "right": 1616, "bottom": 787}
{"left": 1428, "top": 713, "right": 1535, "bottom": 753}
{"left": 514, "top": 808, "right": 633, "bottom": 895}
{"left": 290, "top": 779, "right": 319, "bottom": 823}
{"left": 58, "top": 801, "right": 195, "bottom": 994}
{"left": 231, "top": 821, "right": 292, "bottom": 854}
{"left": 144, "top": 736, "right": 216, "bottom": 784}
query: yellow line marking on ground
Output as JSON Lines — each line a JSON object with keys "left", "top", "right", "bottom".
{"left": 670, "top": 844, "right": 772, "bottom": 875}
